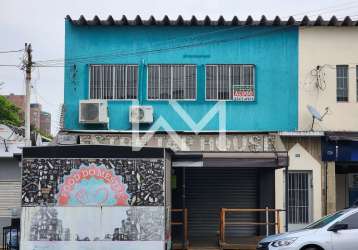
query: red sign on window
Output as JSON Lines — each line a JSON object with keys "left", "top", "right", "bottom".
{"left": 233, "top": 86, "right": 255, "bottom": 101}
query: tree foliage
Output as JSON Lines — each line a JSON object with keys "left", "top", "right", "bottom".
{"left": 0, "top": 96, "right": 22, "bottom": 126}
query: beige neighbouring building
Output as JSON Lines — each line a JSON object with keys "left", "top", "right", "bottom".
{"left": 277, "top": 26, "right": 358, "bottom": 231}
{"left": 299, "top": 26, "right": 358, "bottom": 212}
{"left": 299, "top": 27, "right": 358, "bottom": 132}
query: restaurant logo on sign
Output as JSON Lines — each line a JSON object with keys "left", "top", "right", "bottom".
{"left": 232, "top": 85, "right": 255, "bottom": 101}
{"left": 57, "top": 164, "right": 129, "bottom": 206}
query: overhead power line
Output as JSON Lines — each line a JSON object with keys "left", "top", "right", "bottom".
{"left": 13, "top": 1, "right": 358, "bottom": 68}
{"left": 0, "top": 64, "right": 20, "bottom": 67}
{"left": 35, "top": 16, "right": 358, "bottom": 66}
{"left": 0, "top": 49, "right": 24, "bottom": 54}
{"left": 35, "top": 25, "right": 253, "bottom": 65}
{"left": 288, "top": 0, "right": 358, "bottom": 17}
{"left": 35, "top": 26, "right": 293, "bottom": 67}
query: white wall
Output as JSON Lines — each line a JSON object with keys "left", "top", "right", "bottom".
{"left": 299, "top": 27, "right": 358, "bottom": 131}
{"left": 276, "top": 143, "right": 322, "bottom": 231}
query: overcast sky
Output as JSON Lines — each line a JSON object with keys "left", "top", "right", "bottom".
{"left": 0, "top": 0, "right": 357, "bottom": 134}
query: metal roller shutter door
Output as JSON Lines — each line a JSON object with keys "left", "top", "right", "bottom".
{"left": 0, "top": 181, "right": 21, "bottom": 218}
{"left": 185, "top": 167, "right": 258, "bottom": 245}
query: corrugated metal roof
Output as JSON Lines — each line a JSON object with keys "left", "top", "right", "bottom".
{"left": 66, "top": 15, "right": 358, "bottom": 26}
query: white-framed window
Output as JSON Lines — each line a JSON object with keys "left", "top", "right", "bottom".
{"left": 147, "top": 64, "right": 196, "bottom": 100}
{"left": 336, "top": 65, "right": 349, "bottom": 102}
{"left": 89, "top": 64, "right": 138, "bottom": 100}
{"left": 206, "top": 64, "right": 255, "bottom": 101}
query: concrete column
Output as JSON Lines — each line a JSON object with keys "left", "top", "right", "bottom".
{"left": 326, "top": 161, "right": 336, "bottom": 214}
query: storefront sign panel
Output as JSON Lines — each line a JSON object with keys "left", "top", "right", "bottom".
{"left": 78, "top": 134, "right": 283, "bottom": 152}
{"left": 21, "top": 241, "right": 164, "bottom": 250}
{"left": 22, "top": 159, "right": 164, "bottom": 206}
{"left": 21, "top": 206, "right": 165, "bottom": 250}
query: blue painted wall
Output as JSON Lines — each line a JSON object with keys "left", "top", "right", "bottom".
{"left": 64, "top": 21, "right": 298, "bottom": 132}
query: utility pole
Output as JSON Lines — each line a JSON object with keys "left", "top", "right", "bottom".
{"left": 24, "top": 43, "right": 32, "bottom": 146}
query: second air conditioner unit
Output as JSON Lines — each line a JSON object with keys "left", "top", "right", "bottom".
{"left": 129, "top": 106, "right": 153, "bottom": 123}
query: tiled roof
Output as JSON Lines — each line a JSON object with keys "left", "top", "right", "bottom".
{"left": 66, "top": 15, "right": 358, "bottom": 26}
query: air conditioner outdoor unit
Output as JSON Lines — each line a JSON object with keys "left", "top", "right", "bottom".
{"left": 79, "top": 100, "right": 109, "bottom": 124}
{"left": 129, "top": 106, "right": 153, "bottom": 123}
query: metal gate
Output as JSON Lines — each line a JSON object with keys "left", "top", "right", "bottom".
{"left": 185, "top": 168, "right": 258, "bottom": 246}
{"left": 287, "top": 171, "right": 312, "bottom": 225}
{"left": 0, "top": 181, "right": 21, "bottom": 218}
{"left": 0, "top": 181, "right": 21, "bottom": 247}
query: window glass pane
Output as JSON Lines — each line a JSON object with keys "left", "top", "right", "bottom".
{"left": 306, "top": 211, "right": 345, "bottom": 229}
{"left": 116, "top": 65, "right": 127, "bottom": 100}
{"left": 126, "top": 65, "right": 137, "bottom": 99}
{"left": 159, "top": 65, "right": 171, "bottom": 99}
{"left": 90, "top": 65, "right": 138, "bottom": 100}
{"left": 104, "top": 65, "right": 113, "bottom": 99}
{"left": 341, "top": 212, "right": 358, "bottom": 229}
{"left": 206, "top": 64, "right": 255, "bottom": 101}
{"left": 231, "top": 65, "right": 241, "bottom": 86}
{"left": 243, "top": 65, "right": 252, "bottom": 86}
{"left": 114, "top": 65, "right": 125, "bottom": 99}
{"left": 206, "top": 65, "right": 218, "bottom": 99}
{"left": 148, "top": 65, "right": 159, "bottom": 99}
{"left": 89, "top": 65, "right": 96, "bottom": 99}
{"left": 172, "top": 65, "right": 185, "bottom": 99}
{"left": 218, "top": 65, "right": 230, "bottom": 100}
{"left": 186, "top": 65, "right": 196, "bottom": 99}
{"left": 337, "top": 65, "right": 348, "bottom": 102}
{"left": 148, "top": 64, "right": 196, "bottom": 100}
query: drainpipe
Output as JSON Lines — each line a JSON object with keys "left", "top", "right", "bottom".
{"left": 285, "top": 165, "right": 289, "bottom": 232}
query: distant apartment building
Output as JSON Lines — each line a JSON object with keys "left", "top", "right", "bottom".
{"left": 30, "top": 103, "right": 42, "bottom": 131}
{"left": 4, "top": 94, "right": 52, "bottom": 135}
{"left": 5, "top": 94, "right": 25, "bottom": 120}
{"left": 40, "top": 111, "right": 51, "bottom": 135}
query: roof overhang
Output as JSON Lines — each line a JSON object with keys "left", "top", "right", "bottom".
{"left": 279, "top": 131, "right": 324, "bottom": 137}
{"left": 326, "top": 132, "right": 358, "bottom": 141}
{"left": 22, "top": 145, "right": 172, "bottom": 159}
{"left": 172, "top": 151, "right": 288, "bottom": 169}
{"left": 66, "top": 15, "right": 358, "bottom": 27}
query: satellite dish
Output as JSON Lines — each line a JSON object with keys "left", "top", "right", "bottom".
{"left": 307, "top": 105, "right": 329, "bottom": 131}
{"left": 307, "top": 105, "right": 323, "bottom": 121}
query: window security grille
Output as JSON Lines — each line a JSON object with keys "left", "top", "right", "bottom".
{"left": 147, "top": 64, "right": 196, "bottom": 100}
{"left": 206, "top": 65, "right": 255, "bottom": 101}
{"left": 336, "top": 65, "right": 348, "bottom": 102}
{"left": 287, "top": 171, "right": 312, "bottom": 224}
{"left": 89, "top": 65, "right": 138, "bottom": 100}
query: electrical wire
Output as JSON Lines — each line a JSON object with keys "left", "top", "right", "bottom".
{"left": 31, "top": 1, "right": 358, "bottom": 66}
{"left": 1, "top": 2, "right": 357, "bottom": 68}
{"left": 311, "top": 4, "right": 358, "bottom": 16}
{"left": 34, "top": 25, "right": 255, "bottom": 65}
{"left": 287, "top": 0, "right": 358, "bottom": 18}
{"left": 0, "top": 64, "right": 21, "bottom": 67}
{"left": 34, "top": 26, "right": 293, "bottom": 67}
{"left": 0, "top": 49, "right": 23, "bottom": 54}
{"left": 35, "top": 17, "right": 358, "bottom": 66}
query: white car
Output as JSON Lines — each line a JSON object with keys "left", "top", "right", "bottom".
{"left": 257, "top": 207, "right": 358, "bottom": 250}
